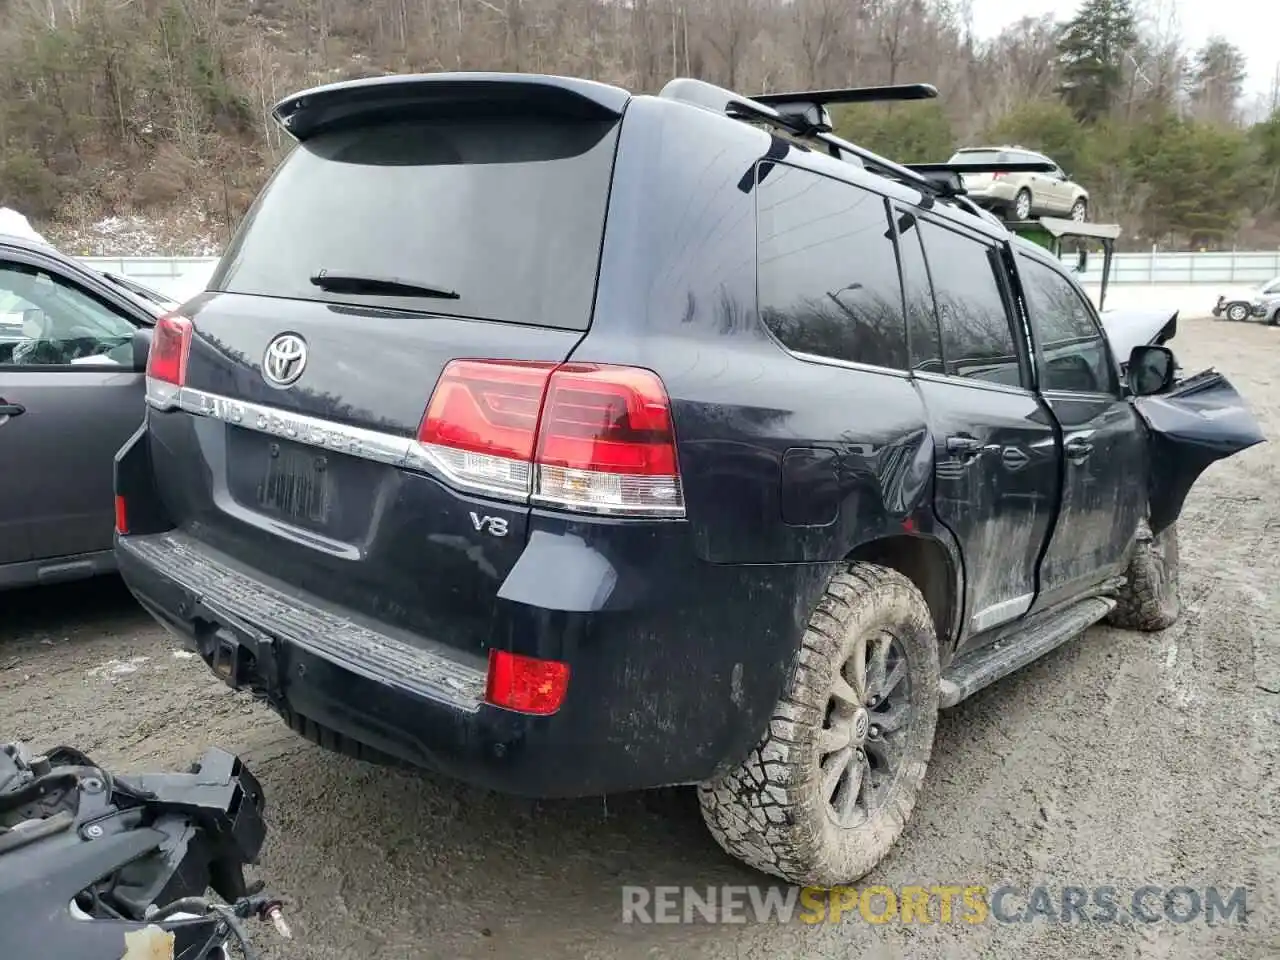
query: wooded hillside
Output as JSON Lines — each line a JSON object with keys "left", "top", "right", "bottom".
{"left": 2, "top": 0, "right": 1277, "bottom": 253}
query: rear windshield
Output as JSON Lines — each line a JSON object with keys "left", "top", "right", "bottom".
{"left": 210, "top": 116, "right": 620, "bottom": 331}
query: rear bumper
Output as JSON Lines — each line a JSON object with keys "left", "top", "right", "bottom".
{"left": 116, "top": 528, "right": 813, "bottom": 797}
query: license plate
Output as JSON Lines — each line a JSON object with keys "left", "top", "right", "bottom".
{"left": 257, "top": 442, "right": 333, "bottom": 525}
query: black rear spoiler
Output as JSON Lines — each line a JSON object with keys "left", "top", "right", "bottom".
{"left": 271, "top": 72, "right": 632, "bottom": 140}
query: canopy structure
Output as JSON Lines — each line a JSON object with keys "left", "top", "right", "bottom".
{"left": 1004, "top": 216, "right": 1122, "bottom": 310}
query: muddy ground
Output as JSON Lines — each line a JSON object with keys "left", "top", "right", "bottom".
{"left": 2, "top": 313, "right": 1278, "bottom": 959}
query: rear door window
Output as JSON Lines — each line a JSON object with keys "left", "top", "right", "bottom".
{"left": 892, "top": 209, "right": 944, "bottom": 373}
{"left": 756, "top": 164, "right": 907, "bottom": 371}
{"left": 211, "top": 117, "right": 621, "bottom": 331}
{"left": 916, "top": 220, "right": 1025, "bottom": 387}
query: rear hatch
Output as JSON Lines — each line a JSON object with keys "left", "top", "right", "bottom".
{"left": 146, "top": 76, "right": 628, "bottom": 653}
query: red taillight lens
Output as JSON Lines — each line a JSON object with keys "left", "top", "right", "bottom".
{"left": 485, "top": 649, "right": 570, "bottom": 715}
{"left": 536, "top": 365, "right": 678, "bottom": 475}
{"left": 415, "top": 359, "right": 684, "bottom": 517}
{"left": 114, "top": 495, "right": 128, "bottom": 535}
{"left": 146, "top": 314, "right": 193, "bottom": 386}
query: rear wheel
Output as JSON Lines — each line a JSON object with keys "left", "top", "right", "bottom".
{"left": 1106, "top": 520, "right": 1180, "bottom": 632}
{"left": 1226, "top": 302, "right": 1250, "bottom": 322}
{"left": 697, "top": 564, "right": 939, "bottom": 886}
{"left": 1013, "top": 189, "right": 1033, "bottom": 220}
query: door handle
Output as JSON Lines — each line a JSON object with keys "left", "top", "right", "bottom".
{"left": 0, "top": 400, "right": 24, "bottom": 418}
{"left": 946, "top": 435, "right": 984, "bottom": 459}
{"left": 1065, "top": 437, "right": 1094, "bottom": 460}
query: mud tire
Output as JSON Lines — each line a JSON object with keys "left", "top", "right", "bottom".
{"left": 697, "top": 563, "right": 939, "bottom": 886}
{"left": 1105, "top": 520, "right": 1180, "bottom": 632}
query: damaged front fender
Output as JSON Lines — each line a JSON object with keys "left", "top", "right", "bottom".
{"left": 1135, "top": 369, "right": 1265, "bottom": 536}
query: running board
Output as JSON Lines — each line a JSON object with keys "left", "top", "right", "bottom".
{"left": 939, "top": 596, "right": 1116, "bottom": 708}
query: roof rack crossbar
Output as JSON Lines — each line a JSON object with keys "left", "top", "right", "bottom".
{"left": 753, "top": 83, "right": 939, "bottom": 107}
{"left": 907, "top": 161, "right": 1058, "bottom": 174}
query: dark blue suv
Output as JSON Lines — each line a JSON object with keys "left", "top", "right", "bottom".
{"left": 113, "top": 72, "right": 1263, "bottom": 885}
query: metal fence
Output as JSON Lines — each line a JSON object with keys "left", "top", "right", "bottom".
{"left": 76, "top": 249, "right": 1280, "bottom": 297}
{"left": 1094, "top": 250, "right": 1280, "bottom": 285}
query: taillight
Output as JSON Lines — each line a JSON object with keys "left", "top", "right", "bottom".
{"left": 145, "top": 314, "right": 193, "bottom": 409}
{"left": 415, "top": 359, "right": 685, "bottom": 518}
{"left": 485, "top": 649, "right": 570, "bottom": 715}
{"left": 147, "top": 314, "right": 193, "bottom": 385}
{"left": 114, "top": 495, "right": 128, "bottom": 535}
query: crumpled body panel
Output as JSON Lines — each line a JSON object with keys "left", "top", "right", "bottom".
{"left": 1134, "top": 369, "right": 1265, "bottom": 535}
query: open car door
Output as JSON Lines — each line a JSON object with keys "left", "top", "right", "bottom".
{"left": 1133, "top": 368, "right": 1265, "bottom": 536}
{"left": 1006, "top": 215, "right": 1266, "bottom": 537}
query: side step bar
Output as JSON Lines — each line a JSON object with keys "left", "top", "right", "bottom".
{"left": 939, "top": 596, "right": 1116, "bottom": 708}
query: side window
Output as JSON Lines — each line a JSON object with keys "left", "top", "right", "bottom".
{"left": 0, "top": 264, "right": 136, "bottom": 367}
{"left": 893, "top": 210, "right": 943, "bottom": 373}
{"left": 757, "top": 164, "right": 907, "bottom": 370}
{"left": 916, "top": 221, "right": 1024, "bottom": 387}
{"left": 1017, "top": 254, "right": 1117, "bottom": 395}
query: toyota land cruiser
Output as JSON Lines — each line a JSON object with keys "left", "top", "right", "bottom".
{"left": 112, "top": 72, "right": 1264, "bottom": 886}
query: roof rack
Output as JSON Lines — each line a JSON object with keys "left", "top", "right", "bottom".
{"left": 906, "top": 160, "right": 1058, "bottom": 198}
{"left": 656, "top": 78, "right": 1020, "bottom": 235}
{"left": 751, "top": 83, "right": 939, "bottom": 134}
{"left": 658, "top": 78, "right": 952, "bottom": 200}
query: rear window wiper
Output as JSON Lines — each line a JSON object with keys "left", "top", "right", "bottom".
{"left": 309, "top": 270, "right": 460, "bottom": 300}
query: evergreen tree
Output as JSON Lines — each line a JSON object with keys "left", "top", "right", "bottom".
{"left": 1187, "top": 37, "right": 1248, "bottom": 124}
{"left": 1056, "top": 0, "right": 1139, "bottom": 123}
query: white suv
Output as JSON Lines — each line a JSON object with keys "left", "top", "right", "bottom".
{"left": 950, "top": 146, "right": 1090, "bottom": 222}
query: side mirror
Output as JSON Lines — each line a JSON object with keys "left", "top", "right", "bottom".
{"left": 1074, "top": 249, "right": 1088, "bottom": 273}
{"left": 1126, "top": 344, "right": 1176, "bottom": 396}
{"left": 131, "top": 327, "right": 153, "bottom": 372}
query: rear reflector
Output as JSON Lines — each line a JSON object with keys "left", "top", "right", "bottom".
{"left": 485, "top": 649, "right": 570, "bottom": 715}
{"left": 114, "top": 495, "right": 128, "bottom": 535}
{"left": 415, "top": 359, "right": 685, "bottom": 517}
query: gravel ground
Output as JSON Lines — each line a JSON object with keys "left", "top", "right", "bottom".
{"left": 2, "top": 314, "right": 1278, "bottom": 960}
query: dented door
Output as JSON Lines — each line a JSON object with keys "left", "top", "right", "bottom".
{"left": 1135, "top": 369, "right": 1265, "bottom": 536}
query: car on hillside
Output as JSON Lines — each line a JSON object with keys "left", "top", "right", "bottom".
{"left": 1213, "top": 276, "right": 1280, "bottom": 324}
{"left": 949, "top": 145, "right": 1089, "bottom": 222}
{"left": 0, "top": 233, "right": 164, "bottom": 590}
{"left": 113, "top": 72, "right": 1263, "bottom": 888}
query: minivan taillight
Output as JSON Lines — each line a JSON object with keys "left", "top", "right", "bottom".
{"left": 145, "top": 314, "right": 194, "bottom": 410}
{"left": 416, "top": 359, "right": 685, "bottom": 518}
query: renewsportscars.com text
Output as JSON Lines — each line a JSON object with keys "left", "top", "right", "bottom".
{"left": 621, "top": 884, "right": 1249, "bottom": 926}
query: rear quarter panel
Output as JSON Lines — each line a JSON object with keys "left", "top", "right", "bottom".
{"left": 541, "top": 96, "right": 958, "bottom": 772}
{"left": 580, "top": 96, "right": 940, "bottom": 567}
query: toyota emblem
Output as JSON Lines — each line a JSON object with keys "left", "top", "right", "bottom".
{"left": 262, "top": 333, "right": 307, "bottom": 387}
